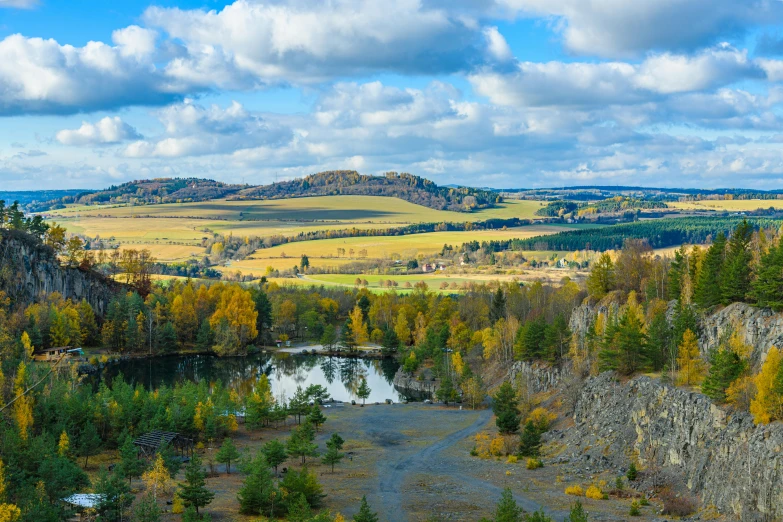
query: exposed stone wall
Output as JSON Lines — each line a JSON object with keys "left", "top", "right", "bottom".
{"left": 392, "top": 369, "right": 437, "bottom": 399}
{"left": 0, "top": 230, "right": 122, "bottom": 316}
{"left": 559, "top": 373, "right": 783, "bottom": 520}
{"left": 571, "top": 300, "right": 783, "bottom": 367}
{"left": 508, "top": 361, "right": 564, "bottom": 394}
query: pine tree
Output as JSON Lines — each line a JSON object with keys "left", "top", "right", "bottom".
{"left": 58, "top": 431, "right": 70, "bottom": 458}
{"left": 178, "top": 454, "right": 214, "bottom": 515}
{"left": 261, "top": 439, "right": 287, "bottom": 473}
{"left": 587, "top": 252, "right": 615, "bottom": 299}
{"left": 645, "top": 309, "right": 671, "bottom": 372}
{"left": 95, "top": 468, "right": 133, "bottom": 521}
{"left": 357, "top": 377, "right": 371, "bottom": 406}
{"left": 667, "top": 247, "right": 686, "bottom": 301}
{"left": 215, "top": 437, "right": 240, "bottom": 474}
{"left": 307, "top": 405, "right": 327, "bottom": 431}
{"left": 721, "top": 220, "right": 753, "bottom": 304}
{"left": 287, "top": 422, "right": 319, "bottom": 464}
{"left": 77, "top": 422, "right": 101, "bottom": 467}
{"left": 702, "top": 347, "right": 746, "bottom": 403}
{"left": 519, "top": 420, "right": 542, "bottom": 457}
{"left": 353, "top": 495, "right": 379, "bottom": 522}
{"left": 287, "top": 493, "right": 311, "bottom": 522}
{"left": 321, "top": 443, "right": 344, "bottom": 473}
{"left": 490, "top": 288, "right": 506, "bottom": 324}
{"left": 693, "top": 232, "right": 726, "bottom": 309}
{"left": 196, "top": 320, "right": 213, "bottom": 351}
{"left": 237, "top": 454, "right": 278, "bottom": 516}
{"left": 133, "top": 492, "right": 162, "bottom": 522}
{"left": 751, "top": 238, "right": 783, "bottom": 310}
{"left": 492, "top": 381, "right": 520, "bottom": 434}
{"left": 320, "top": 324, "right": 338, "bottom": 350}
{"left": 494, "top": 488, "right": 523, "bottom": 522}
{"left": 117, "top": 436, "right": 145, "bottom": 486}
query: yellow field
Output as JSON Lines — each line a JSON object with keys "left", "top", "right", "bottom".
{"left": 116, "top": 243, "right": 206, "bottom": 262}
{"left": 670, "top": 199, "right": 783, "bottom": 212}
{"left": 247, "top": 225, "right": 569, "bottom": 260}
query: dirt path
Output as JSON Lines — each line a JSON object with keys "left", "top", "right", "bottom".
{"left": 376, "top": 408, "right": 566, "bottom": 522}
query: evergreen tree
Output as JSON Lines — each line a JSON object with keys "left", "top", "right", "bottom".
{"left": 237, "top": 455, "right": 278, "bottom": 516}
{"left": 586, "top": 252, "right": 615, "bottom": 299}
{"left": 158, "top": 322, "right": 178, "bottom": 353}
{"left": 353, "top": 495, "right": 379, "bottom": 522}
{"left": 751, "top": 238, "right": 783, "bottom": 310}
{"left": 667, "top": 247, "right": 686, "bottom": 301}
{"left": 494, "top": 488, "right": 523, "bottom": 522}
{"left": 490, "top": 288, "right": 506, "bottom": 324}
{"left": 178, "top": 454, "right": 214, "bottom": 515}
{"left": 260, "top": 439, "right": 287, "bottom": 473}
{"left": 380, "top": 327, "right": 399, "bottom": 355}
{"left": 566, "top": 501, "right": 588, "bottom": 522}
{"left": 253, "top": 288, "right": 273, "bottom": 344}
{"left": 320, "top": 324, "right": 338, "bottom": 350}
{"left": 307, "top": 405, "right": 327, "bottom": 431}
{"left": 195, "top": 320, "right": 213, "bottom": 351}
{"left": 76, "top": 422, "right": 101, "bottom": 467}
{"left": 518, "top": 420, "right": 542, "bottom": 457}
{"left": 117, "top": 436, "right": 145, "bottom": 486}
{"left": 436, "top": 374, "right": 457, "bottom": 404}
{"left": 94, "top": 468, "right": 133, "bottom": 521}
{"left": 340, "top": 318, "right": 356, "bottom": 352}
{"left": 645, "top": 309, "right": 671, "bottom": 372}
{"left": 287, "top": 422, "right": 319, "bottom": 464}
{"left": 133, "top": 492, "right": 162, "bottom": 522}
{"left": 600, "top": 303, "right": 647, "bottom": 375}
{"left": 321, "top": 443, "right": 344, "bottom": 473}
{"left": 357, "top": 378, "right": 371, "bottom": 406}
{"left": 492, "top": 381, "right": 520, "bottom": 434}
{"left": 693, "top": 232, "right": 726, "bottom": 309}
{"left": 279, "top": 466, "right": 325, "bottom": 509}
{"left": 721, "top": 220, "right": 753, "bottom": 304}
{"left": 289, "top": 385, "right": 310, "bottom": 424}
{"left": 215, "top": 438, "right": 240, "bottom": 474}
{"left": 702, "top": 347, "right": 746, "bottom": 403}
{"left": 287, "top": 493, "right": 311, "bottom": 522}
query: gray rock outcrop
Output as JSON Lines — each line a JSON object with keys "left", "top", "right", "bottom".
{"left": 0, "top": 230, "right": 122, "bottom": 316}
{"left": 560, "top": 373, "right": 783, "bottom": 520}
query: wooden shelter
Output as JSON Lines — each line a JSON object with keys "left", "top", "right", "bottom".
{"left": 33, "top": 346, "right": 71, "bottom": 362}
{"left": 133, "top": 430, "right": 194, "bottom": 458}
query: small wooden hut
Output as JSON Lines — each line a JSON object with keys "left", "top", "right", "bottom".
{"left": 133, "top": 430, "right": 194, "bottom": 459}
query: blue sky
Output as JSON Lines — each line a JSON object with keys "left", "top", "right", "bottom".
{"left": 2, "top": 0, "right": 783, "bottom": 190}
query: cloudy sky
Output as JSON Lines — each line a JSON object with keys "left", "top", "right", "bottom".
{"left": 3, "top": 0, "right": 783, "bottom": 190}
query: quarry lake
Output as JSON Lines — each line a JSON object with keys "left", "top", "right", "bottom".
{"left": 94, "top": 352, "right": 403, "bottom": 403}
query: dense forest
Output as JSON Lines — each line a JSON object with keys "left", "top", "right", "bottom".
{"left": 535, "top": 197, "right": 667, "bottom": 218}
{"left": 35, "top": 178, "right": 245, "bottom": 210}
{"left": 463, "top": 217, "right": 782, "bottom": 253}
{"left": 238, "top": 171, "right": 501, "bottom": 212}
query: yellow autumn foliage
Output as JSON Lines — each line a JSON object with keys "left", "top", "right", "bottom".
{"left": 585, "top": 485, "right": 604, "bottom": 500}
{"left": 750, "top": 347, "right": 783, "bottom": 424}
{"left": 565, "top": 485, "right": 584, "bottom": 496}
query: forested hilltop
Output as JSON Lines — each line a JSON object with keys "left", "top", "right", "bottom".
{"left": 35, "top": 178, "right": 245, "bottom": 210}
{"left": 237, "top": 171, "right": 501, "bottom": 211}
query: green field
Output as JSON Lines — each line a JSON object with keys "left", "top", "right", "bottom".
{"left": 47, "top": 196, "right": 544, "bottom": 223}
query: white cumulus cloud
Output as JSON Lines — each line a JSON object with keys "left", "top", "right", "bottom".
{"left": 56, "top": 117, "right": 142, "bottom": 146}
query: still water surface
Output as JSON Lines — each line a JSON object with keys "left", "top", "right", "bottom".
{"left": 96, "top": 353, "right": 403, "bottom": 403}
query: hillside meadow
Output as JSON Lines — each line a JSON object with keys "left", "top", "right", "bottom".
{"left": 669, "top": 199, "right": 783, "bottom": 212}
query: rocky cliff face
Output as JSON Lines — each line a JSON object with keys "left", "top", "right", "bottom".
{"left": 557, "top": 373, "right": 783, "bottom": 519}
{"left": 0, "top": 230, "right": 122, "bottom": 316}
{"left": 570, "top": 300, "right": 783, "bottom": 366}
{"left": 508, "top": 361, "right": 564, "bottom": 394}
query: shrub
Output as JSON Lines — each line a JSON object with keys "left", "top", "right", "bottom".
{"left": 615, "top": 476, "right": 624, "bottom": 490}
{"left": 489, "top": 436, "right": 505, "bottom": 456}
{"left": 639, "top": 497, "right": 649, "bottom": 506}
{"left": 506, "top": 455, "right": 518, "bottom": 464}
{"left": 585, "top": 485, "right": 603, "bottom": 500}
{"left": 526, "top": 458, "right": 543, "bottom": 470}
{"left": 527, "top": 407, "right": 555, "bottom": 432}
{"left": 566, "top": 501, "right": 588, "bottom": 522}
{"left": 172, "top": 494, "right": 184, "bottom": 514}
{"left": 565, "top": 485, "right": 584, "bottom": 496}
{"left": 660, "top": 489, "right": 697, "bottom": 517}
{"left": 629, "top": 501, "right": 641, "bottom": 516}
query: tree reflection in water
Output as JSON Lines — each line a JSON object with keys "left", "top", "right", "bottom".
{"left": 96, "top": 352, "right": 401, "bottom": 403}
